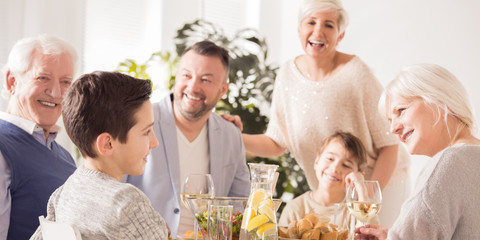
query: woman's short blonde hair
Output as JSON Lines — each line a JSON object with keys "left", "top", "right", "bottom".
{"left": 379, "top": 63, "right": 476, "bottom": 134}
{"left": 298, "top": 0, "right": 349, "bottom": 34}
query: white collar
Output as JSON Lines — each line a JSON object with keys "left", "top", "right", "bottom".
{"left": 0, "top": 111, "right": 61, "bottom": 135}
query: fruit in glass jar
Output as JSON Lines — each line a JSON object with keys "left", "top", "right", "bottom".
{"left": 258, "top": 202, "right": 275, "bottom": 222}
{"left": 256, "top": 223, "right": 276, "bottom": 236}
{"left": 250, "top": 189, "right": 267, "bottom": 209}
{"left": 247, "top": 214, "right": 269, "bottom": 232}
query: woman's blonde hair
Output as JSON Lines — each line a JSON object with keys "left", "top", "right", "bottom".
{"left": 298, "top": 0, "right": 349, "bottom": 34}
{"left": 379, "top": 63, "right": 476, "bottom": 135}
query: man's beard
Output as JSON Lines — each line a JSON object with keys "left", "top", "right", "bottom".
{"left": 174, "top": 90, "right": 221, "bottom": 121}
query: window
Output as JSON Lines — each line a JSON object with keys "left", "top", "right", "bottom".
{"left": 202, "top": 0, "right": 259, "bottom": 37}
{"left": 83, "top": 0, "right": 162, "bottom": 73}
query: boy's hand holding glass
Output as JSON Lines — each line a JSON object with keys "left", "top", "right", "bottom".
{"left": 344, "top": 171, "right": 365, "bottom": 190}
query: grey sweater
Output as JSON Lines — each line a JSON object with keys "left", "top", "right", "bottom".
{"left": 388, "top": 144, "right": 480, "bottom": 239}
{"left": 30, "top": 167, "right": 168, "bottom": 240}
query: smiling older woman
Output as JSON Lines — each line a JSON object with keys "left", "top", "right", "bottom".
{"left": 224, "top": 0, "right": 411, "bottom": 227}
{"left": 354, "top": 63, "right": 480, "bottom": 240}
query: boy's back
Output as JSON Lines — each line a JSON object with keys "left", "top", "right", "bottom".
{"left": 31, "top": 167, "right": 167, "bottom": 239}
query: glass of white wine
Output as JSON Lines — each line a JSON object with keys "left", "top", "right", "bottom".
{"left": 345, "top": 180, "right": 382, "bottom": 226}
{"left": 181, "top": 174, "right": 215, "bottom": 239}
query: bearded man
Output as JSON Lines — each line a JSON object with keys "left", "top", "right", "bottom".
{"left": 126, "top": 41, "right": 250, "bottom": 238}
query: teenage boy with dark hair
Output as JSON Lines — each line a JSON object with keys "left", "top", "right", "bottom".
{"left": 30, "top": 71, "right": 169, "bottom": 239}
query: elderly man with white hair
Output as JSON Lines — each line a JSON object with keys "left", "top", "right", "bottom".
{"left": 0, "top": 34, "right": 77, "bottom": 240}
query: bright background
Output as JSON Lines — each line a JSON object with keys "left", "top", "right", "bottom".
{"left": 1, "top": 0, "right": 479, "bottom": 190}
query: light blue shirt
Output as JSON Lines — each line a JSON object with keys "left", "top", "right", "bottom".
{"left": 0, "top": 112, "right": 60, "bottom": 239}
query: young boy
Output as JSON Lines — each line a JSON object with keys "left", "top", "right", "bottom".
{"left": 279, "top": 131, "right": 367, "bottom": 226}
{"left": 30, "top": 71, "right": 169, "bottom": 239}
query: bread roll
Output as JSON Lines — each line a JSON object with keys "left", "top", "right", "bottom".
{"left": 303, "top": 213, "right": 319, "bottom": 225}
{"left": 328, "top": 223, "right": 338, "bottom": 232}
{"left": 296, "top": 218, "right": 313, "bottom": 237}
{"left": 287, "top": 225, "right": 299, "bottom": 239}
{"left": 278, "top": 226, "right": 289, "bottom": 238}
{"left": 313, "top": 222, "right": 330, "bottom": 234}
{"left": 320, "top": 231, "right": 337, "bottom": 240}
{"left": 309, "top": 227, "right": 321, "bottom": 240}
{"left": 278, "top": 213, "right": 349, "bottom": 239}
{"left": 301, "top": 229, "right": 313, "bottom": 240}
{"left": 337, "top": 229, "right": 349, "bottom": 240}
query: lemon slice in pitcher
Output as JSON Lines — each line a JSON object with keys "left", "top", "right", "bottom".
{"left": 242, "top": 207, "right": 256, "bottom": 227}
{"left": 258, "top": 202, "right": 275, "bottom": 221}
{"left": 250, "top": 189, "right": 267, "bottom": 209}
{"left": 256, "top": 223, "right": 276, "bottom": 236}
{"left": 247, "top": 214, "right": 269, "bottom": 232}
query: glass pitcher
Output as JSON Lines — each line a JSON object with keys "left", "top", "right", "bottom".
{"left": 240, "top": 163, "right": 278, "bottom": 240}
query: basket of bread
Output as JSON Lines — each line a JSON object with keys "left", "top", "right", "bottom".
{"left": 278, "top": 213, "right": 349, "bottom": 240}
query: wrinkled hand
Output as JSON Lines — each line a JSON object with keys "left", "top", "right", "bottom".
{"left": 354, "top": 224, "right": 388, "bottom": 240}
{"left": 345, "top": 171, "right": 365, "bottom": 190}
{"left": 220, "top": 114, "right": 243, "bottom": 132}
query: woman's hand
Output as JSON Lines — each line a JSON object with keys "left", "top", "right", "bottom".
{"left": 354, "top": 224, "right": 388, "bottom": 240}
{"left": 220, "top": 114, "right": 243, "bottom": 132}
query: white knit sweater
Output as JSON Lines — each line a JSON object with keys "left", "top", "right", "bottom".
{"left": 266, "top": 56, "right": 407, "bottom": 190}
{"left": 30, "top": 167, "right": 168, "bottom": 240}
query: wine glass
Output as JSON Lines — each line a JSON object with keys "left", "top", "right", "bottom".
{"left": 181, "top": 174, "right": 215, "bottom": 239}
{"left": 345, "top": 180, "right": 382, "bottom": 226}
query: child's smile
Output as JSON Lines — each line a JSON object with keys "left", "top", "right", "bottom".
{"left": 315, "top": 139, "right": 358, "bottom": 190}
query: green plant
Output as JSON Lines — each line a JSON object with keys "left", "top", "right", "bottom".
{"left": 117, "top": 19, "right": 310, "bottom": 213}
{"left": 117, "top": 50, "right": 178, "bottom": 85}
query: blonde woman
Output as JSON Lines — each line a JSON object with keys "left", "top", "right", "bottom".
{"left": 225, "top": 0, "right": 410, "bottom": 227}
{"left": 355, "top": 64, "right": 480, "bottom": 239}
